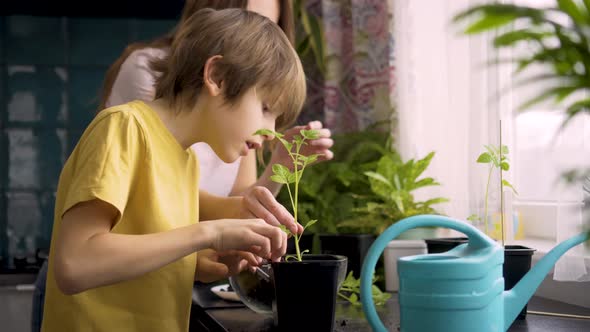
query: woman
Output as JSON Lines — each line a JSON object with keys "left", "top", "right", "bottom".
{"left": 101, "top": 0, "right": 334, "bottom": 199}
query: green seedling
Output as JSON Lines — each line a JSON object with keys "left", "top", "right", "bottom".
{"left": 255, "top": 128, "right": 322, "bottom": 261}
{"left": 474, "top": 144, "right": 518, "bottom": 234}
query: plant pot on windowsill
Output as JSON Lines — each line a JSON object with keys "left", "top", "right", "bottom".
{"left": 504, "top": 245, "right": 535, "bottom": 320}
{"left": 384, "top": 239, "right": 427, "bottom": 292}
{"left": 318, "top": 233, "right": 376, "bottom": 278}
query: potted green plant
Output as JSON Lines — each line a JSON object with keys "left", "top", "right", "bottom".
{"left": 255, "top": 128, "right": 347, "bottom": 332}
{"left": 479, "top": 143, "right": 534, "bottom": 320}
{"left": 425, "top": 144, "right": 518, "bottom": 254}
{"left": 334, "top": 150, "right": 449, "bottom": 288}
{"left": 338, "top": 151, "right": 449, "bottom": 236}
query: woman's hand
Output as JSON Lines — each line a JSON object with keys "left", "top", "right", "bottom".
{"left": 195, "top": 249, "right": 259, "bottom": 283}
{"left": 240, "top": 186, "right": 303, "bottom": 234}
{"left": 270, "top": 121, "right": 334, "bottom": 170}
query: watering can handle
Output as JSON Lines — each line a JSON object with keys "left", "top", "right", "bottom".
{"left": 360, "top": 214, "right": 496, "bottom": 332}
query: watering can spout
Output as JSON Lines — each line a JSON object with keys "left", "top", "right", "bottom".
{"left": 503, "top": 232, "right": 589, "bottom": 330}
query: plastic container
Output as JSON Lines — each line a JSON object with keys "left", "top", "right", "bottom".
{"left": 383, "top": 240, "right": 427, "bottom": 291}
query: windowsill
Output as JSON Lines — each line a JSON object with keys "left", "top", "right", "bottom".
{"left": 513, "top": 238, "right": 555, "bottom": 254}
{"left": 512, "top": 237, "right": 590, "bottom": 308}
{"left": 513, "top": 237, "right": 590, "bottom": 259}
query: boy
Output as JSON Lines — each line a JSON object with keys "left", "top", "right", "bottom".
{"left": 42, "top": 8, "right": 306, "bottom": 332}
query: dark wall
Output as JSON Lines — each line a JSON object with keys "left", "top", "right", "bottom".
{"left": 1, "top": 0, "right": 185, "bottom": 19}
{"left": 0, "top": 14, "right": 177, "bottom": 271}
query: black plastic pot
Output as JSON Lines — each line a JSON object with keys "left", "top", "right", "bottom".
{"left": 504, "top": 245, "right": 535, "bottom": 320}
{"left": 318, "top": 233, "right": 376, "bottom": 278}
{"left": 271, "top": 254, "right": 347, "bottom": 332}
{"left": 425, "top": 237, "right": 469, "bottom": 253}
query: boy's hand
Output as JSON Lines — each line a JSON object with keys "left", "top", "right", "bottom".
{"left": 241, "top": 186, "right": 303, "bottom": 234}
{"left": 271, "top": 121, "right": 334, "bottom": 169}
{"left": 195, "top": 249, "right": 259, "bottom": 283}
{"left": 203, "top": 218, "right": 287, "bottom": 261}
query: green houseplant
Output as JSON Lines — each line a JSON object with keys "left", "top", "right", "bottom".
{"left": 453, "top": 1, "right": 590, "bottom": 231}
{"left": 338, "top": 151, "right": 449, "bottom": 236}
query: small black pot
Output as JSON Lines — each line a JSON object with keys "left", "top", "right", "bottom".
{"left": 425, "top": 237, "right": 469, "bottom": 254}
{"left": 271, "top": 254, "right": 347, "bottom": 332}
{"left": 318, "top": 233, "right": 376, "bottom": 278}
{"left": 504, "top": 245, "right": 535, "bottom": 320}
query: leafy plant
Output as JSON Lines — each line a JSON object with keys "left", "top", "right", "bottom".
{"left": 293, "top": 0, "right": 326, "bottom": 75}
{"left": 453, "top": 1, "right": 590, "bottom": 189}
{"left": 454, "top": 1, "right": 590, "bottom": 127}
{"left": 338, "top": 271, "right": 390, "bottom": 306}
{"left": 467, "top": 145, "right": 518, "bottom": 235}
{"left": 338, "top": 151, "right": 449, "bottom": 235}
{"left": 255, "top": 128, "right": 322, "bottom": 261}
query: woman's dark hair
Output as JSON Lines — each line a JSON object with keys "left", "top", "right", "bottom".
{"left": 98, "top": 0, "right": 295, "bottom": 110}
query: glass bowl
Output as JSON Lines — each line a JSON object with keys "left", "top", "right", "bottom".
{"left": 228, "top": 264, "right": 274, "bottom": 315}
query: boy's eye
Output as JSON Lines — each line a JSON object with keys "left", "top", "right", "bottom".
{"left": 262, "top": 104, "right": 271, "bottom": 113}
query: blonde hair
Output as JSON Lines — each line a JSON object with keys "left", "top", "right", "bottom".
{"left": 98, "top": 0, "right": 295, "bottom": 111}
{"left": 151, "top": 8, "right": 306, "bottom": 130}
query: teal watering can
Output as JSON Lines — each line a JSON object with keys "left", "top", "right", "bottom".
{"left": 360, "top": 215, "right": 589, "bottom": 332}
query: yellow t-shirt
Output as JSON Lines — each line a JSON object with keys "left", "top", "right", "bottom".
{"left": 42, "top": 100, "right": 199, "bottom": 332}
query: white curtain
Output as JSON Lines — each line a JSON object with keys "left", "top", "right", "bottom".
{"left": 393, "top": 0, "right": 589, "bottom": 281}
{"left": 393, "top": 0, "right": 500, "bottom": 226}
{"left": 517, "top": 112, "right": 590, "bottom": 281}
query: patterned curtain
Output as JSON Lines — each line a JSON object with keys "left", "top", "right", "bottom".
{"left": 301, "top": 0, "right": 395, "bottom": 133}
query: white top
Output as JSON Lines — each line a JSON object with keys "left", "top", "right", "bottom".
{"left": 106, "top": 48, "right": 241, "bottom": 197}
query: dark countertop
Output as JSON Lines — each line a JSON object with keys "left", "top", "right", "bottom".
{"left": 190, "top": 282, "right": 590, "bottom": 332}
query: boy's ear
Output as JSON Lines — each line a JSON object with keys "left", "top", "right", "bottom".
{"left": 203, "top": 55, "right": 224, "bottom": 97}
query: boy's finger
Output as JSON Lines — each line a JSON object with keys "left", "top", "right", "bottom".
{"left": 254, "top": 188, "right": 297, "bottom": 233}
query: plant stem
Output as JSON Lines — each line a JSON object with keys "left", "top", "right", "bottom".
{"left": 294, "top": 144, "right": 303, "bottom": 261}
{"left": 284, "top": 180, "right": 300, "bottom": 258}
{"left": 484, "top": 165, "right": 493, "bottom": 235}
{"left": 337, "top": 292, "right": 355, "bottom": 302}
